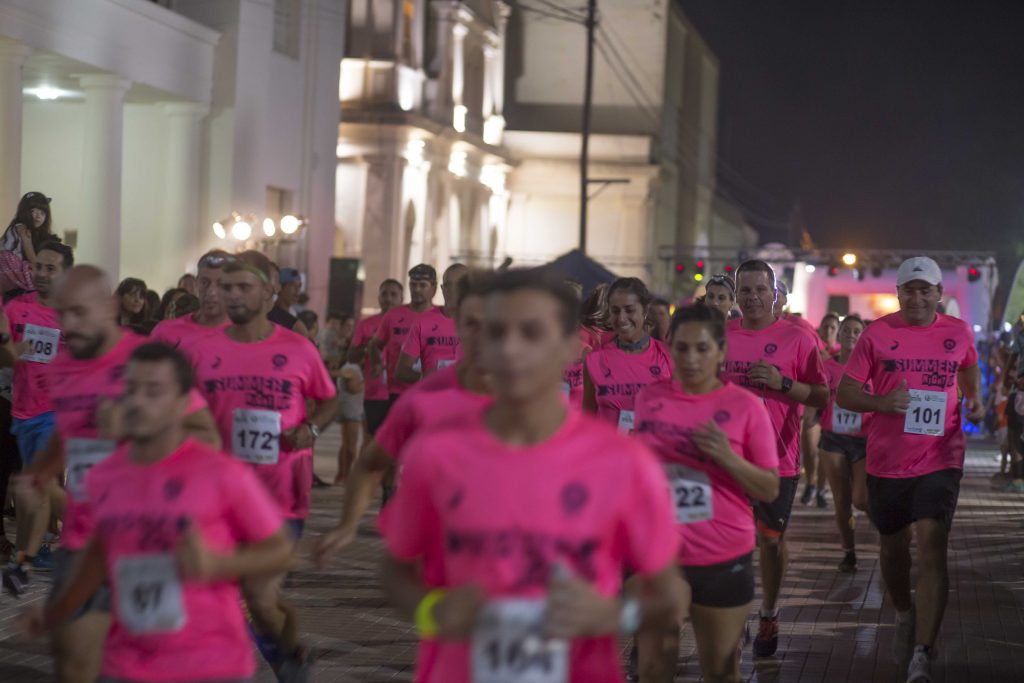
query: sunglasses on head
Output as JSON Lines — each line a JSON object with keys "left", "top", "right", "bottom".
{"left": 198, "top": 253, "right": 239, "bottom": 269}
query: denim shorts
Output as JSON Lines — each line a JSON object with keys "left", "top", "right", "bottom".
{"left": 10, "top": 411, "right": 56, "bottom": 467}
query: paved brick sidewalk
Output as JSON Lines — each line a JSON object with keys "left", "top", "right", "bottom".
{"left": 1, "top": 434, "right": 1022, "bottom": 682}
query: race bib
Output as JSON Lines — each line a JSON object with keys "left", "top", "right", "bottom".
{"left": 666, "top": 464, "right": 713, "bottom": 524}
{"left": 438, "top": 359, "right": 455, "bottom": 370}
{"left": 232, "top": 409, "right": 281, "bottom": 464}
{"left": 472, "top": 599, "right": 569, "bottom": 683}
{"left": 20, "top": 324, "right": 59, "bottom": 363}
{"left": 115, "top": 554, "right": 186, "bottom": 634}
{"left": 65, "top": 438, "right": 116, "bottom": 502}
{"left": 617, "top": 410, "right": 635, "bottom": 435}
{"left": 831, "top": 407, "right": 862, "bottom": 435}
{"left": 904, "top": 389, "right": 946, "bottom": 437}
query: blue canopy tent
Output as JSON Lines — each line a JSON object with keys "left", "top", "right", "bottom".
{"left": 545, "top": 249, "right": 618, "bottom": 297}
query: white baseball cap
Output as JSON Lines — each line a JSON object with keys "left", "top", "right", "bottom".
{"left": 896, "top": 257, "right": 942, "bottom": 287}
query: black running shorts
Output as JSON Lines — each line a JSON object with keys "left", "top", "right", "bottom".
{"left": 754, "top": 475, "right": 801, "bottom": 537}
{"left": 867, "top": 468, "right": 963, "bottom": 536}
{"left": 682, "top": 552, "right": 755, "bottom": 608}
{"left": 818, "top": 431, "right": 867, "bottom": 464}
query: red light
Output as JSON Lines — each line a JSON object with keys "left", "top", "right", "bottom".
{"left": 967, "top": 266, "right": 980, "bottom": 282}
{"left": 696, "top": 259, "right": 704, "bottom": 269}
{"left": 828, "top": 266, "right": 839, "bottom": 277}
{"left": 675, "top": 263, "right": 685, "bottom": 273}
{"left": 724, "top": 265, "right": 734, "bottom": 273}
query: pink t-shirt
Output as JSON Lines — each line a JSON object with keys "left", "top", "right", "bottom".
{"left": 562, "top": 334, "right": 592, "bottom": 410}
{"left": 843, "top": 312, "right": 978, "bottom": 477}
{"left": 49, "top": 332, "right": 147, "bottom": 550}
{"left": 85, "top": 440, "right": 282, "bottom": 683}
{"left": 352, "top": 314, "right": 388, "bottom": 401}
{"left": 383, "top": 408, "right": 678, "bottom": 683}
{"left": 377, "top": 386, "right": 492, "bottom": 461}
{"left": 192, "top": 326, "right": 336, "bottom": 519}
{"left": 585, "top": 339, "right": 672, "bottom": 431}
{"left": 401, "top": 308, "right": 460, "bottom": 377}
{"left": 417, "top": 363, "right": 461, "bottom": 392}
{"left": 7, "top": 298, "right": 63, "bottom": 419}
{"left": 784, "top": 313, "right": 826, "bottom": 351}
{"left": 635, "top": 380, "right": 778, "bottom": 566}
{"left": 374, "top": 305, "right": 438, "bottom": 397}
{"left": 150, "top": 315, "right": 227, "bottom": 354}
{"left": 722, "top": 317, "right": 827, "bottom": 477}
{"left": 820, "top": 357, "right": 869, "bottom": 438}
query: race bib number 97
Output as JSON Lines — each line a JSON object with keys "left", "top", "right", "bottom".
{"left": 20, "top": 324, "right": 59, "bottom": 363}
{"left": 232, "top": 409, "right": 281, "bottom": 464}
{"left": 472, "top": 599, "right": 568, "bottom": 683}
{"left": 115, "top": 554, "right": 186, "bottom": 634}
{"left": 904, "top": 389, "right": 946, "bottom": 437}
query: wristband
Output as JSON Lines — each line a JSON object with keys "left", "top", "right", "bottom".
{"left": 415, "top": 589, "right": 446, "bottom": 638}
{"left": 619, "top": 597, "right": 642, "bottom": 635}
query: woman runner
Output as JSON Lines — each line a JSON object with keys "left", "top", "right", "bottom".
{"left": 634, "top": 305, "right": 779, "bottom": 683}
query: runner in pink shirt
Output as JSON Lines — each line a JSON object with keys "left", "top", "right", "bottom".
{"left": 722, "top": 259, "right": 828, "bottom": 659}
{"left": 634, "top": 304, "right": 779, "bottom": 683}
{"left": 18, "top": 343, "right": 293, "bottom": 683}
{"left": 380, "top": 268, "right": 686, "bottom": 683}
{"left": 2, "top": 267, "right": 220, "bottom": 683}
{"left": 818, "top": 314, "right": 870, "bottom": 575}
{"left": 396, "top": 263, "right": 467, "bottom": 384}
{"left": 314, "top": 270, "right": 494, "bottom": 567}
{"left": 562, "top": 332, "right": 591, "bottom": 410}
{"left": 837, "top": 257, "right": 982, "bottom": 682}
{"left": 367, "top": 263, "right": 439, "bottom": 405}
{"left": 190, "top": 250, "right": 337, "bottom": 679}
{"left": 700, "top": 273, "right": 736, "bottom": 320}
{"left": 348, "top": 279, "right": 404, "bottom": 436}
{"left": 150, "top": 250, "right": 234, "bottom": 352}
{"left": 0, "top": 243, "right": 72, "bottom": 465}
{"left": 797, "top": 311, "right": 842, "bottom": 510}
{"left": 583, "top": 278, "right": 673, "bottom": 434}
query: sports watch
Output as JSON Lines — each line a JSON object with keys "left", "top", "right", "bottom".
{"left": 780, "top": 376, "right": 794, "bottom": 394}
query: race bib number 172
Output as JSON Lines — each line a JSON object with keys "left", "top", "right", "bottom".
{"left": 232, "top": 409, "right": 281, "bottom": 464}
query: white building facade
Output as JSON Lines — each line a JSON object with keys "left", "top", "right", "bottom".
{"left": 335, "top": 0, "right": 513, "bottom": 299}
{"left": 0, "top": 0, "right": 345, "bottom": 310}
{"left": 502, "top": 1, "right": 721, "bottom": 297}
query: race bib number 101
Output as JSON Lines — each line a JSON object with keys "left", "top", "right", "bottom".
{"left": 472, "top": 599, "right": 568, "bottom": 683}
{"left": 904, "top": 389, "right": 946, "bottom": 437}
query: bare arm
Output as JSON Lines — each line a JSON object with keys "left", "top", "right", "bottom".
{"left": 183, "top": 408, "right": 222, "bottom": 450}
{"left": 395, "top": 352, "right": 422, "bottom": 385}
{"left": 178, "top": 526, "right": 294, "bottom": 581}
{"left": 837, "top": 375, "right": 885, "bottom": 413}
{"left": 42, "top": 538, "right": 107, "bottom": 628}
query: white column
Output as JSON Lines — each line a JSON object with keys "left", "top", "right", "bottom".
{"left": 76, "top": 74, "right": 131, "bottom": 277}
{"left": 159, "top": 103, "right": 208, "bottom": 289}
{"left": 0, "top": 39, "right": 31, "bottom": 217}
{"left": 451, "top": 23, "right": 468, "bottom": 131}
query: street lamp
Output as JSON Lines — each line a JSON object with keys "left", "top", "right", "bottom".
{"left": 842, "top": 253, "right": 857, "bottom": 266}
{"left": 211, "top": 213, "right": 308, "bottom": 243}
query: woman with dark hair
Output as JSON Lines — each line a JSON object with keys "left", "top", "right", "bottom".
{"left": 634, "top": 304, "right": 779, "bottom": 683}
{"left": 583, "top": 277, "right": 672, "bottom": 434}
{"left": 0, "top": 191, "right": 55, "bottom": 295}
{"left": 157, "top": 288, "right": 189, "bottom": 321}
{"left": 116, "top": 278, "right": 151, "bottom": 334}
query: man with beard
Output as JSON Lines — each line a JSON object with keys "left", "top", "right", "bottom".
{"left": 3, "top": 265, "right": 219, "bottom": 683}
{"left": 191, "top": 250, "right": 337, "bottom": 681}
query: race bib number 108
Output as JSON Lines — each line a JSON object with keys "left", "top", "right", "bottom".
{"left": 20, "top": 324, "right": 59, "bottom": 363}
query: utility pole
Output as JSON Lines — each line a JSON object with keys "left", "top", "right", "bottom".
{"left": 579, "top": 0, "right": 597, "bottom": 255}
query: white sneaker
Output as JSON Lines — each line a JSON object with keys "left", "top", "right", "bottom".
{"left": 906, "top": 651, "right": 932, "bottom": 683}
{"left": 892, "top": 607, "right": 916, "bottom": 664}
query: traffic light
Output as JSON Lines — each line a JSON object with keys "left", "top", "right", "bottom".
{"left": 967, "top": 266, "right": 981, "bottom": 283}
{"left": 674, "top": 262, "right": 685, "bottom": 275}
{"left": 694, "top": 259, "right": 705, "bottom": 282}
{"left": 724, "top": 264, "right": 734, "bottom": 274}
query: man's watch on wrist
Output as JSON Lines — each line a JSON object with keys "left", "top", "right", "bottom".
{"left": 779, "top": 376, "right": 794, "bottom": 394}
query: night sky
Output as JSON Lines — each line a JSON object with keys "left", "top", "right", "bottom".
{"left": 678, "top": 0, "right": 1024, "bottom": 261}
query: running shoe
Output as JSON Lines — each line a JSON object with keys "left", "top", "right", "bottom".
{"left": 800, "top": 485, "right": 816, "bottom": 506}
{"left": 32, "top": 544, "right": 54, "bottom": 572}
{"left": 753, "top": 614, "right": 779, "bottom": 657}
{"left": 816, "top": 491, "right": 828, "bottom": 509}
{"left": 906, "top": 650, "right": 932, "bottom": 683}
{"left": 2, "top": 563, "right": 29, "bottom": 597}
{"left": 838, "top": 550, "right": 858, "bottom": 573}
{"left": 892, "top": 607, "right": 916, "bottom": 665}
{"left": 278, "top": 646, "right": 314, "bottom": 683}
{"left": 1004, "top": 480, "right": 1024, "bottom": 493}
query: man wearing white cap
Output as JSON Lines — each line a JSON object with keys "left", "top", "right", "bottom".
{"left": 837, "top": 256, "right": 983, "bottom": 683}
